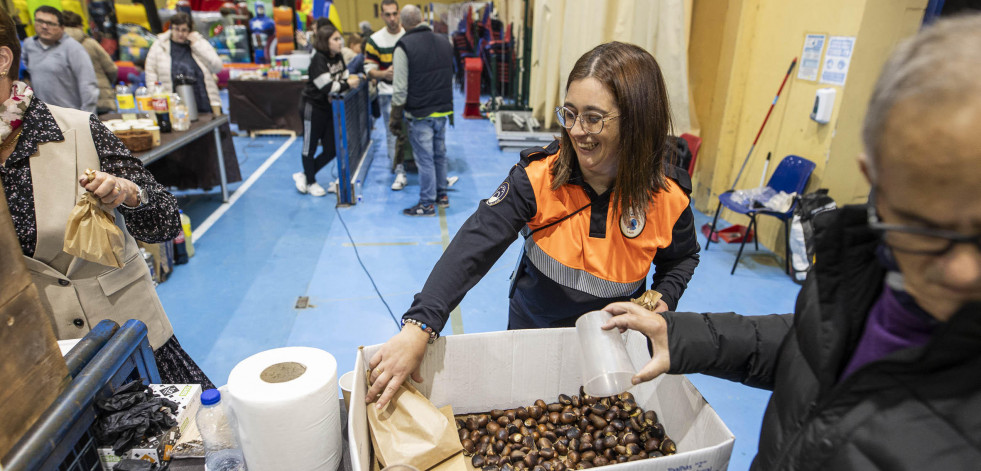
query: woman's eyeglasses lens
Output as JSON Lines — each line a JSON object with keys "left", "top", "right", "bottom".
{"left": 555, "top": 107, "right": 606, "bottom": 134}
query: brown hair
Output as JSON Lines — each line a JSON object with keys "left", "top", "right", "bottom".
{"left": 313, "top": 22, "right": 339, "bottom": 55}
{"left": 553, "top": 42, "right": 672, "bottom": 221}
{"left": 61, "top": 10, "right": 83, "bottom": 28}
{"left": 344, "top": 32, "right": 362, "bottom": 49}
{"left": 0, "top": 7, "right": 21, "bottom": 79}
{"left": 170, "top": 12, "right": 194, "bottom": 30}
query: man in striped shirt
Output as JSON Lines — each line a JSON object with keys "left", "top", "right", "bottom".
{"left": 364, "top": 0, "right": 406, "bottom": 190}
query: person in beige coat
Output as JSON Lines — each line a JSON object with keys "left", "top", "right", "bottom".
{"left": 145, "top": 13, "right": 223, "bottom": 112}
{"left": 0, "top": 9, "right": 214, "bottom": 389}
{"left": 61, "top": 11, "right": 117, "bottom": 114}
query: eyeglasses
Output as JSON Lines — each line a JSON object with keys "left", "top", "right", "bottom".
{"left": 34, "top": 18, "right": 60, "bottom": 28}
{"left": 867, "top": 205, "right": 981, "bottom": 255}
{"left": 554, "top": 106, "right": 619, "bottom": 135}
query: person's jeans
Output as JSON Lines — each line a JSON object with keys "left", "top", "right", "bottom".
{"left": 377, "top": 94, "right": 399, "bottom": 172}
{"left": 408, "top": 117, "right": 448, "bottom": 205}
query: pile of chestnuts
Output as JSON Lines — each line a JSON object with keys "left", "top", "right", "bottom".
{"left": 454, "top": 388, "right": 675, "bottom": 470}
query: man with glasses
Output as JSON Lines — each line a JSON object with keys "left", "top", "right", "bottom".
{"left": 602, "top": 15, "right": 981, "bottom": 470}
{"left": 21, "top": 6, "right": 98, "bottom": 113}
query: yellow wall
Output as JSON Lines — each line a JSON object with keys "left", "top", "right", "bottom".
{"left": 331, "top": 0, "right": 469, "bottom": 34}
{"left": 690, "top": 0, "right": 927, "bottom": 258}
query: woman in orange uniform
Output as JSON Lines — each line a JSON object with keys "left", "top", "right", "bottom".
{"left": 368, "top": 42, "right": 700, "bottom": 408}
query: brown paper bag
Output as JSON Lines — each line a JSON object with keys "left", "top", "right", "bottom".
{"left": 631, "top": 289, "right": 663, "bottom": 312}
{"left": 366, "top": 370, "right": 463, "bottom": 471}
{"left": 63, "top": 192, "right": 126, "bottom": 268}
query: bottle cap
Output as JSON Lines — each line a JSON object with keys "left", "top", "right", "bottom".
{"left": 201, "top": 388, "right": 221, "bottom": 405}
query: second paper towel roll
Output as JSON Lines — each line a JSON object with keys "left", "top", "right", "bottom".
{"left": 226, "top": 347, "right": 342, "bottom": 471}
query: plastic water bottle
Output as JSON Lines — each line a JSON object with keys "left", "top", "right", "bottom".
{"left": 115, "top": 82, "right": 136, "bottom": 120}
{"left": 172, "top": 94, "right": 191, "bottom": 131}
{"left": 179, "top": 210, "right": 194, "bottom": 258}
{"left": 196, "top": 389, "right": 247, "bottom": 471}
{"left": 134, "top": 83, "right": 155, "bottom": 122}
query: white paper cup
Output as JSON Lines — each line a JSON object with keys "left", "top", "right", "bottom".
{"left": 211, "top": 101, "right": 223, "bottom": 116}
{"left": 576, "top": 310, "right": 636, "bottom": 397}
{"left": 339, "top": 370, "right": 355, "bottom": 410}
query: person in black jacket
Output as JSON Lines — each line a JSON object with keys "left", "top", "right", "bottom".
{"left": 366, "top": 42, "right": 701, "bottom": 409}
{"left": 602, "top": 15, "right": 981, "bottom": 470}
{"left": 292, "top": 23, "right": 360, "bottom": 197}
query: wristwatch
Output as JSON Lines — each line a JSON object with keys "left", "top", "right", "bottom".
{"left": 120, "top": 185, "right": 149, "bottom": 209}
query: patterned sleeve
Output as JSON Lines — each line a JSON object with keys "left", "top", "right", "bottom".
{"left": 88, "top": 115, "right": 182, "bottom": 243}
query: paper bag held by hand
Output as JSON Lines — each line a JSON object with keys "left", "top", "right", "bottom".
{"left": 366, "top": 368, "right": 462, "bottom": 470}
{"left": 64, "top": 192, "right": 126, "bottom": 268}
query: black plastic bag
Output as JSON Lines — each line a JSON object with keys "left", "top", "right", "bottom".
{"left": 94, "top": 380, "right": 179, "bottom": 455}
{"left": 115, "top": 459, "right": 157, "bottom": 470}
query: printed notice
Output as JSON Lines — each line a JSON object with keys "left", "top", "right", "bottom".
{"left": 798, "top": 34, "right": 826, "bottom": 81}
{"left": 820, "top": 36, "right": 856, "bottom": 86}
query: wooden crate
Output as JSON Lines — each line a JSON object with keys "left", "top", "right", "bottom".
{"left": 0, "top": 181, "right": 70, "bottom": 461}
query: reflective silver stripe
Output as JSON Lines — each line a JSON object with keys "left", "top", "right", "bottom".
{"left": 523, "top": 237, "right": 644, "bottom": 298}
{"left": 302, "top": 103, "right": 313, "bottom": 155}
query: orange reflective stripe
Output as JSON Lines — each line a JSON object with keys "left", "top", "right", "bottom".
{"left": 523, "top": 153, "right": 689, "bottom": 284}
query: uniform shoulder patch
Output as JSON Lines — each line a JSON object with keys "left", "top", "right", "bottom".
{"left": 486, "top": 181, "right": 509, "bottom": 206}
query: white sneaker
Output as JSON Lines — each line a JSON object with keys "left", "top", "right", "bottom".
{"left": 391, "top": 173, "right": 407, "bottom": 191}
{"left": 327, "top": 180, "right": 338, "bottom": 194}
{"left": 447, "top": 175, "right": 459, "bottom": 187}
{"left": 308, "top": 182, "right": 327, "bottom": 197}
{"left": 293, "top": 172, "right": 308, "bottom": 194}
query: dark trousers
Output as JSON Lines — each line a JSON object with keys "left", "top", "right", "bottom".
{"left": 300, "top": 101, "right": 337, "bottom": 184}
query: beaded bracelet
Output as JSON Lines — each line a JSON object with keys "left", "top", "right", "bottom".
{"left": 401, "top": 318, "right": 438, "bottom": 344}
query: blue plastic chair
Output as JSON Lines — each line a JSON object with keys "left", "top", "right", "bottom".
{"left": 706, "top": 155, "right": 816, "bottom": 275}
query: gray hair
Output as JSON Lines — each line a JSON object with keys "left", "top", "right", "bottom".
{"left": 863, "top": 14, "right": 981, "bottom": 181}
{"left": 400, "top": 5, "right": 423, "bottom": 30}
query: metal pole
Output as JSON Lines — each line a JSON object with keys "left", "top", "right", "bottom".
{"left": 729, "top": 57, "right": 797, "bottom": 191}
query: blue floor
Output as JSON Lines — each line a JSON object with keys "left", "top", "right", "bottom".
{"left": 157, "top": 91, "right": 801, "bottom": 471}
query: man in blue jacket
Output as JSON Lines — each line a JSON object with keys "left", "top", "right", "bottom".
{"left": 604, "top": 14, "right": 981, "bottom": 470}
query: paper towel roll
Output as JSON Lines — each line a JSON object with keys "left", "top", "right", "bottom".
{"left": 226, "top": 347, "right": 342, "bottom": 471}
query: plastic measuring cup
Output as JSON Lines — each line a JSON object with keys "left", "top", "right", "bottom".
{"left": 576, "top": 310, "right": 636, "bottom": 396}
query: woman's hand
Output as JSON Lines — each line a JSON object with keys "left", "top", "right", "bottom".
{"left": 78, "top": 170, "right": 139, "bottom": 210}
{"left": 601, "top": 301, "right": 671, "bottom": 385}
{"left": 347, "top": 75, "right": 361, "bottom": 89}
{"left": 366, "top": 324, "right": 430, "bottom": 409}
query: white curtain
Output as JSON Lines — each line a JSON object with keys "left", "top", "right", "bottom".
{"left": 529, "top": 0, "right": 693, "bottom": 134}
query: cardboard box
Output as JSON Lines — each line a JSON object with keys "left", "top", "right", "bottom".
{"left": 149, "top": 384, "right": 203, "bottom": 437}
{"left": 350, "top": 329, "right": 734, "bottom": 471}
{"left": 98, "top": 431, "right": 170, "bottom": 470}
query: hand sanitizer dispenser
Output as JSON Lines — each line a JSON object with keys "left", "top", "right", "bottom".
{"left": 811, "top": 88, "right": 835, "bottom": 124}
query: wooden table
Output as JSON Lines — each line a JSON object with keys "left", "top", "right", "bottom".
{"left": 132, "top": 114, "right": 232, "bottom": 202}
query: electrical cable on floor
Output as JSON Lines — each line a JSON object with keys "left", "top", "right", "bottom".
{"left": 334, "top": 206, "right": 402, "bottom": 330}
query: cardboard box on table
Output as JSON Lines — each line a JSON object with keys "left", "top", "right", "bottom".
{"left": 349, "top": 329, "right": 735, "bottom": 471}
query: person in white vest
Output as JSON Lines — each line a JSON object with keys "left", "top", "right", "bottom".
{"left": 0, "top": 9, "right": 214, "bottom": 389}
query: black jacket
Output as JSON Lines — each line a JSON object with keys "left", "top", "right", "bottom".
{"left": 404, "top": 141, "right": 700, "bottom": 333}
{"left": 395, "top": 25, "right": 454, "bottom": 117}
{"left": 302, "top": 50, "right": 350, "bottom": 110}
{"left": 664, "top": 205, "right": 981, "bottom": 470}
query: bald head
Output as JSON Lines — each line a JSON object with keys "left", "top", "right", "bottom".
{"left": 400, "top": 5, "right": 423, "bottom": 30}
{"left": 863, "top": 14, "right": 981, "bottom": 182}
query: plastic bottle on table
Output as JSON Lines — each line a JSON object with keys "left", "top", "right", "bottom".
{"left": 151, "top": 82, "right": 173, "bottom": 133}
{"left": 115, "top": 82, "right": 136, "bottom": 120}
{"left": 179, "top": 209, "right": 194, "bottom": 258}
{"left": 196, "top": 389, "right": 248, "bottom": 471}
{"left": 172, "top": 94, "right": 191, "bottom": 131}
{"left": 134, "top": 82, "right": 156, "bottom": 122}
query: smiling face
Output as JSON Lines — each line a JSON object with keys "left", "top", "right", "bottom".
{"left": 563, "top": 77, "right": 621, "bottom": 187}
{"left": 870, "top": 97, "right": 981, "bottom": 321}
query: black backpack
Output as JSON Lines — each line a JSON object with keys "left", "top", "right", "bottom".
{"left": 790, "top": 189, "right": 837, "bottom": 282}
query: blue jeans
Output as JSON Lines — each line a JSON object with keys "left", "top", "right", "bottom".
{"left": 408, "top": 117, "right": 448, "bottom": 205}
{"left": 377, "top": 94, "right": 398, "bottom": 171}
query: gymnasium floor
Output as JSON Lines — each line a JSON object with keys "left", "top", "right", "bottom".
{"left": 158, "top": 90, "right": 800, "bottom": 471}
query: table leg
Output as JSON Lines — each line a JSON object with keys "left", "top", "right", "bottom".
{"left": 213, "top": 127, "right": 229, "bottom": 202}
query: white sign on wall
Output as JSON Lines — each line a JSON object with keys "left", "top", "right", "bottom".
{"left": 798, "top": 33, "right": 826, "bottom": 81}
{"left": 820, "top": 36, "right": 856, "bottom": 86}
